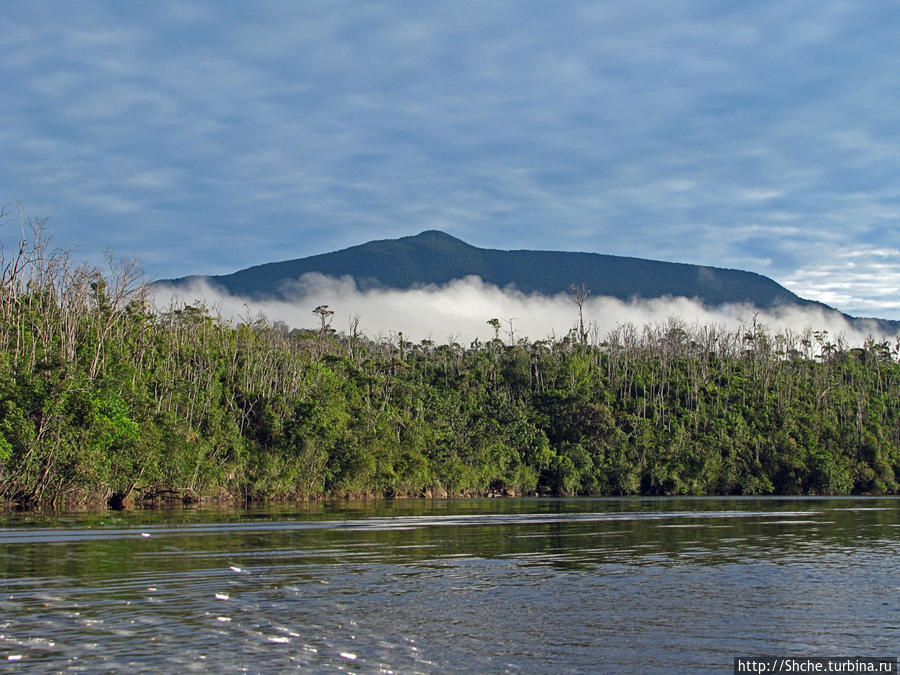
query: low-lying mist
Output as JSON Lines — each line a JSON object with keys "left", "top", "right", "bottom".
{"left": 152, "top": 273, "right": 897, "bottom": 346}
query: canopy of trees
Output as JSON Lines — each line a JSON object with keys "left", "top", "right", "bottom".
{"left": 2, "top": 218, "right": 899, "bottom": 507}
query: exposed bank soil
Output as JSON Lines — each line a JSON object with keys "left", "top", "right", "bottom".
{"left": 5, "top": 486, "right": 526, "bottom": 511}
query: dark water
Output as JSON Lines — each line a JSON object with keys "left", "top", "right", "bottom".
{"left": 0, "top": 497, "right": 897, "bottom": 673}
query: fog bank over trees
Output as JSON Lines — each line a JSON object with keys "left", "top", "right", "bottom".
{"left": 153, "top": 273, "right": 896, "bottom": 346}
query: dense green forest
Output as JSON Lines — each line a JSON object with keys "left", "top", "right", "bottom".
{"left": 2, "top": 221, "right": 899, "bottom": 507}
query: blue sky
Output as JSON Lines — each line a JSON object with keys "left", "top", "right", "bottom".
{"left": 3, "top": 1, "right": 900, "bottom": 319}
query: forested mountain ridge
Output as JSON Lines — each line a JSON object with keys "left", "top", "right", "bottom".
{"left": 2, "top": 227, "right": 899, "bottom": 506}
{"left": 159, "top": 230, "right": 898, "bottom": 332}
{"left": 161, "top": 230, "right": 805, "bottom": 305}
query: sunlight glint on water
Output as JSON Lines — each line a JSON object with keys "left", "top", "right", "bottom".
{"left": 0, "top": 497, "right": 897, "bottom": 673}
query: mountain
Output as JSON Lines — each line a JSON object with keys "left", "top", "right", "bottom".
{"left": 159, "top": 230, "right": 898, "bottom": 331}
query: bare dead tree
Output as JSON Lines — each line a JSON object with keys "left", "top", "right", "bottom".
{"left": 348, "top": 312, "right": 361, "bottom": 361}
{"left": 569, "top": 283, "right": 591, "bottom": 346}
{"left": 88, "top": 251, "right": 146, "bottom": 380}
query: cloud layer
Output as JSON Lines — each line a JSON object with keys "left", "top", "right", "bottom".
{"left": 153, "top": 275, "right": 897, "bottom": 347}
{"left": 3, "top": 2, "right": 900, "bottom": 318}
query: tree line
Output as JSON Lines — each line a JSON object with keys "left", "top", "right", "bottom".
{"left": 1, "top": 217, "right": 898, "bottom": 506}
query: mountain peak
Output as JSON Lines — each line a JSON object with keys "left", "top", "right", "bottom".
{"left": 156, "top": 231, "right": 898, "bottom": 331}
{"left": 409, "top": 230, "right": 468, "bottom": 244}
{"left": 415, "top": 229, "right": 453, "bottom": 238}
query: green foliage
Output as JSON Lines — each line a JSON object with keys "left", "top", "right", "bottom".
{"left": 2, "top": 242, "right": 899, "bottom": 506}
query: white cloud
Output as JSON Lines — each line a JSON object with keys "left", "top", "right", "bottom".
{"left": 124, "top": 169, "right": 181, "bottom": 191}
{"left": 4, "top": 1, "right": 900, "bottom": 321}
{"left": 152, "top": 274, "right": 897, "bottom": 346}
{"left": 737, "top": 189, "right": 783, "bottom": 202}
{"left": 783, "top": 247, "right": 900, "bottom": 320}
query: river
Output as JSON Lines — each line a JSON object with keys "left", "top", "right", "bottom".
{"left": 1, "top": 497, "right": 897, "bottom": 673}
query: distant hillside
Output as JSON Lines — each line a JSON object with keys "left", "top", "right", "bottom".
{"left": 159, "top": 230, "right": 898, "bottom": 331}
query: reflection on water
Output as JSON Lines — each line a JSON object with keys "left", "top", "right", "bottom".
{"left": 0, "top": 497, "right": 897, "bottom": 673}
